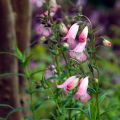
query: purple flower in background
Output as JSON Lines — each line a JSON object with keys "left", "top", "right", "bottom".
{"left": 30, "top": 0, "right": 45, "bottom": 8}
{"left": 45, "top": 65, "right": 57, "bottom": 82}
{"left": 34, "top": 24, "right": 52, "bottom": 37}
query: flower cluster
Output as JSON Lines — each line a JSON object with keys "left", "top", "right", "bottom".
{"left": 45, "top": 23, "right": 112, "bottom": 104}
{"left": 64, "top": 23, "right": 88, "bottom": 63}
{"left": 57, "top": 76, "right": 90, "bottom": 103}
{"left": 57, "top": 24, "right": 90, "bottom": 103}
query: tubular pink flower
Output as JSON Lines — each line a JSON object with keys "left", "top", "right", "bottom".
{"left": 69, "top": 41, "right": 87, "bottom": 62}
{"left": 57, "top": 76, "right": 79, "bottom": 93}
{"left": 74, "top": 76, "right": 91, "bottom": 103}
{"left": 67, "top": 38, "right": 77, "bottom": 49}
{"left": 79, "top": 26, "right": 88, "bottom": 42}
{"left": 69, "top": 51, "right": 87, "bottom": 62}
{"left": 72, "top": 42, "right": 87, "bottom": 53}
{"left": 69, "top": 26, "right": 88, "bottom": 62}
{"left": 64, "top": 23, "right": 79, "bottom": 40}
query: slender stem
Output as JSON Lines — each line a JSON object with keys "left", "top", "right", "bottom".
{"left": 30, "top": 69, "right": 46, "bottom": 77}
{"left": 24, "top": 66, "right": 35, "bottom": 120}
{"left": 62, "top": 52, "right": 71, "bottom": 76}
{"left": 68, "top": 109, "right": 72, "bottom": 120}
{"left": 49, "top": 87, "right": 62, "bottom": 114}
{"left": 96, "top": 82, "right": 100, "bottom": 120}
{"left": 54, "top": 56, "right": 61, "bottom": 75}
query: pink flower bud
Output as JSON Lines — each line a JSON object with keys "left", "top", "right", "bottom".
{"left": 103, "top": 39, "right": 112, "bottom": 47}
{"left": 59, "top": 23, "right": 68, "bottom": 34}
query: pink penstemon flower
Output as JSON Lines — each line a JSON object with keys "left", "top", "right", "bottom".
{"left": 79, "top": 26, "right": 88, "bottom": 42}
{"left": 69, "top": 26, "right": 88, "bottom": 62}
{"left": 63, "top": 23, "right": 79, "bottom": 49}
{"left": 57, "top": 76, "right": 79, "bottom": 93}
{"left": 64, "top": 23, "right": 79, "bottom": 40}
{"left": 69, "top": 50, "right": 87, "bottom": 63}
{"left": 74, "top": 76, "right": 91, "bottom": 103}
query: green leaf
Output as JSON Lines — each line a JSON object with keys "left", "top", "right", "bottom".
{"left": 99, "top": 60, "right": 120, "bottom": 75}
{"left": 99, "top": 93, "right": 108, "bottom": 104}
{"left": 14, "top": 47, "right": 25, "bottom": 62}
{"left": 33, "top": 101, "right": 43, "bottom": 111}
{"left": 87, "top": 104, "right": 92, "bottom": 120}
{"left": 6, "top": 107, "right": 29, "bottom": 120}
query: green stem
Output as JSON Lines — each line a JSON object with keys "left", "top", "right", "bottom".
{"left": 49, "top": 87, "right": 62, "bottom": 114}
{"left": 62, "top": 52, "right": 71, "bottom": 76}
{"left": 96, "top": 94, "right": 100, "bottom": 120}
{"left": 68, "top": 109, "right": 72, "bottom": 120}
{"left": 96, "top": 82, "right": 100, "bottom": 120}
{"left": 24, "top": 66, "right": 35, "bottom": 120}
{"left": 54, "top": 56, "right": 61, "bottom": 75}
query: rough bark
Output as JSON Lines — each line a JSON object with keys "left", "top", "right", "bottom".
{"left": 11, "top": 0, "right": 31, "bottom": 52}
{"left": 11, "top": 0, "right": 32, "bottom": 117}
{"left": 0, "top": 0, "right": 22, "bottom": 120}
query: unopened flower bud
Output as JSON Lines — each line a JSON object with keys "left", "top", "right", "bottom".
{"left": 59, "top": 22, "right": 68, "bottom": 34}
{"left": 95, "top": 78, "right": 99, "bottom": 83}
{"left": 103, "top": 39, "right": 112, "bottom": 47}
{"left": 51, "top": 65, "right": 55, "bottom": 69}
{"left": 63, "top": 43, "right": 69, "bottom": 49}
{"left": 40, "top": 36, "right": 46, "bottom": 42}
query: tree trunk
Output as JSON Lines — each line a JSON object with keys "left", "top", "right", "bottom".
{"left": 11, "top": 0, "right": 32, "bottom": 117}
{"left": 0, "top": 0, "right": 22, "bottom": 120}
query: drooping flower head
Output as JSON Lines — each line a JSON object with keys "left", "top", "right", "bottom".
{"left": 79, "top": 26, "right": 88, "bottom": 42}
{"left": 74, "top": 76, "right": 91, "bottom": 103}
{"left": 57, "top": 76, "right": 79, "bottom": 93}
